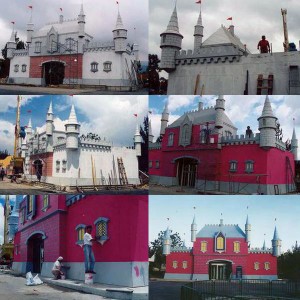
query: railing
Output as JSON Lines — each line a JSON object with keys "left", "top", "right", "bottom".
{"left": 181, "top": 280, "right": 300, "bottom": 299}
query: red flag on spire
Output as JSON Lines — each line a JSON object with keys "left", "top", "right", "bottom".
{"left": 11, "top": 21, "right": 15, "bottom": 24}
{"left": 227, "top": 17, "right": 233, "bottom": 20}
{"left": 59, "top": 7, "right": 63, "bottom": 12}
{"left": 134, "top": 114, "right": 138, "bottom": 117}
{"left": 28, "top": 5, "right": 33, "bottom": 9}
{"left": 116, "top": 1, "right": 119, "bottom": 4}
{"left": 195, "top": 0, "right": 201, "bottom": 3}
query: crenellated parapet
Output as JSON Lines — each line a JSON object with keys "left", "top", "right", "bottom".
{"left": 84, "top": 41, "right": 115, "bottom": 52}
{"left": 250, "top": 248, "right": 272, "bottom": 254}
{"left": 175, "top": 44, "right": 245, "bottom": 66}
{"left": 14, "top": 49, "right": 29, "bottom": 56}
{"left": 149, "top": 142, "right": 162, "bottom": 150}
{"left": 275, "top": 139, "right": 287, "bottom": 151}
{"left": 221, "top": 133, "right": 260, "bottom": 145}
{"left": 171, "top": 246, "right": 192, "bottom": 253}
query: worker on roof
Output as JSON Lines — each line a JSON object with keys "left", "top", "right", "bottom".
{"left": 257, "top": 35, "right": 270, "bottom": 53}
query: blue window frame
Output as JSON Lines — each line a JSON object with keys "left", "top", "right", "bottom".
{"left": 94, "top": 217, "right": 109, "bottom": 245}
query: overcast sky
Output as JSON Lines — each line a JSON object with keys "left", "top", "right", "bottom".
{"left": 0, "top": 95, "right": 148, "bottom": 154}
{"left": 150, "top": 195, "right": 300, "bottom": 253}
{"left": 149, "top": 95, "right": 300, "bottom": 156}
{"left": 150, "top": 0, "right": 300, "bottom": 60}
{"left": 0, "top": 0, "right": 148, "bottom": 61}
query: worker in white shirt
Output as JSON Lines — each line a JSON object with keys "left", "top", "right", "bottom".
{"left": 52, "top": 256, "right": 64, "bottom": 279}
{"left": 83, "top": 225, "right": 96, "bottom": 274}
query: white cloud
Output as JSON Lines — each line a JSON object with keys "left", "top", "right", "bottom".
{"left": 167, "top": 95, "right": 198, "bottom": 113}
{"left": 0, "top": 120, "right": 15, "bottom": 153}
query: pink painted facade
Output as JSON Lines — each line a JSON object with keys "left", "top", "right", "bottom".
{"left": 12, "top": 195, "right": 148, "bottom": 287}
{"left": 164, "top": 219, "right": 280, "bottom": 280}
{"left": 149, "top": 96, "right": 297, "bottom": 194}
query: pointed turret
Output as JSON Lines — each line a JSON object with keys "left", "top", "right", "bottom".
{"left": 291, "top": 124, "right": 298, "bottom": 160}
{"left": 163, "top": 227, "right": 171, "bottom": 255}
{"left": 134, "top": 123, "right": 142, "bottom": 157}
{"left": 26, "top": 118, "right": 32, "bottom": 140}
{"left": 26, "top": 10, "right": 34, "bottom": 44}
{"left": 215, "top": 95, "right": 225, "bottom": 130}
{"left": 194, "top": 4, "right": 204, "bottom": 52}
{"left": 113, "top": 11, "right": 128, "bottom": 53}
{"left": 46, "top": 102, "right": 53, "bottom": 136}
{"left": 160, "top": 103, "right": 169, "bottom": 136}
{"left": 245, "top": 215, "right": 251, "bottom": 245}
{"left": 272, "top": 226, "right": 282, "bottom": 257}
{"left": 149, "top": 120, "right": 154, "bottom": 143}
{"left": 6, "top": 30, "right": 16, "bottom": 59}
{"left": 78, "top": 4, "right": 86, "bottom": 53}
{"left": 191, "top": 215, "right": 197, "bottom": 242}
{"left": 257, "top": 95, "right": 278, "bottom": 148}
{"left": 65, "top": 104, "right": 80, "bottom": 150}
{"left": 160, "top": 6, "right": 183, "bottom": 72}
{"left": 262, "top": 240, "right": 266, "bottom": 251}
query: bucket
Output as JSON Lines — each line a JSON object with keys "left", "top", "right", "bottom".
{"left": 85, "top": 273, "right": 94, "bottom": 284}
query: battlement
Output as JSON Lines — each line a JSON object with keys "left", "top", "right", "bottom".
{"left": 84, "top": 41, "right": 115, "bottom": 52}
{"left": 275, "top": 139, "right": 286, "bottom": 151}
{"left": 149, "top": 142, "right": 162, "bottom": 150}
{"left": 221, "top": 133, "right": 260, "bottom": 145}
{"left": 250, "top": 247, "right": 272, "bottom": 254}
{"left": 171, "top": 246, "right": 192, "bottom": 253}
{"left": 14, "top": 49, "right": 29, "bottom": 56}
{"left": 175, "top": 44, "right": 245, "bottom": 66}
{"left": 45, "top": 18, "right": 78, "bottom": 26}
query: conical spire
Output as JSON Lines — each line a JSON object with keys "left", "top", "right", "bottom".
{"left": 273, "top": 226, "right": 280, "bottom": 240}
{"left": 192, "top": 215, "right": 196, "bottom": 225}
{"left": 79, "top": 3, "right": 84, "bottom": 16}
{"left": 246, "top": 215, "right": 249, "bottom": 225}
{"left": 135, "top": 123, "right": 140, "bottom": 136}
{"left": 261, "top": 95, "right": 275, "bottom": 118}
{"left": 10, "top": 30, "right": 15, "bottom": 42}
{"left": 68, "top": 104, "right": 78, "bottom": 124}
{"left": 48, "top": 101, "right": 53, "bottom": 114}
{"left": 28, "top": 118, "right": 32, "bottom": 128}
{"left": 292, "top": 127, "right": 297, "bottom": 140}
{"left": 196, "top": 5, "right": 202, "bottom": 26}
{"left": 262, "top": 240, "right": 266, "bottom": 250}
{"left": 165, "top": 6, "right": 180, "bottom": 33}
{"left": 115, "top": 11, "right": 125, "bottom": 30}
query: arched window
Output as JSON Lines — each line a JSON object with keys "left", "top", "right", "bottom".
{"left": 201, "top": 241, "right": 207, "bottom": 253}
{"left": 34, "top": 41, "right": 41, "bottom": 53}
{"left": 103, "top": 61, "right": 112, "bottom": 72}
{"left": 182, "top": 261, "right": 187, "bottom": 269}
{"left": 215, "top": 232, "right": 226, "bottom": 252}
{"left": 91, "top": 62, "right": 98, "bottom": 73}
{"left": 172, "top": 261, "right": 178, "bottom": 269}
{"left": 94, "top": 217, "right": 109, "bottom": 245}
{"left": 264, "top": 262, "right": 270, "bottom": 270}
{"left": 75, "top": 224, "right": 86, "bottom": 245}
{"left": 233, "top": 241, "right": 240, "bottom": 253}
{"left": 254, "top": 262, "right": 260, "bottom": 270}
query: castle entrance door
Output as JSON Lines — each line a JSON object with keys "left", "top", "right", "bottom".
{"left": 27, "top": 233, "right": 44, "bottom": 273}
{"left": 43, "top": 61, "right": 65, "bottom": 85}
{"left": 176, "top": 157, "right": 198, "bottom": 187}
{"left": 209, "top": 261, "right": 232, "bottom": 280}
{"left": 33, "top": 159, "right": 43, "bottom": 180}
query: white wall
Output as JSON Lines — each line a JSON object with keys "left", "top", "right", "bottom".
{"left": 9, "top": 55, "right": 30, "bottom": 78}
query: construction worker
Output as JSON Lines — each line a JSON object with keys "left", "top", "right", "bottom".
{"left": 257, "top": 35, "right": 270, "bottom": 53}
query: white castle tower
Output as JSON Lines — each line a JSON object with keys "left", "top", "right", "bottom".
{"left": 291, "top": 125, "right": 298, "bottom": 160}
{"left": 258, "top": 96, "right": 277, "bottom": 148}
{"left": 194, "top": 4, "right": 204, "bottom": 53}
{"left": 215, "top": 95, "right": 225, "bottom": 130}
{"left": 160, "top": 5, "right": 183, "bottom": 72}
{"left": 113, "top": 11, "right": 128, "bottom": 53}
{"left": 6, "top": 30, "right": 16, "bottom": 59}
{"left": 65, "top": 105, "right": 80, "bottom": 150}
{"left": 77, "top": 4, "right": 86, "bottom": 53}
{"left": 26, "top": 10, "right": 34, "bottom": 45}
{"left": 163, "top": 227, "right": 171, "bottom": 255}
{"left": 134, "top": 124, "right": 142, "bottom": 156}
{"left": 191, "top": 215, "right": 197, "bottom": 243}
{"left": 46, "top": 102, "right": 53, "bottom": 136}
{"left": 245, "top": 215, "right": 251, "bottom": 245}
{"left": 160, "top": 103, "right": 169, "bottom": 136}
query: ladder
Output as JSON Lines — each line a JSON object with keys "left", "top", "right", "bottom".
{"left": 257, "top": 74, "right": 274, "bottom": 95}
{"left": 117, "top": 157, "right": 128, "bottom": 185}
{"left": 286, "top": 156, "right": 296, "bottom": 193}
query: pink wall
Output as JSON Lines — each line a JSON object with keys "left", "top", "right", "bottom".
{"left": 165, "top": 251, "right": 193, "bottom": 274}
{"left": 65, "top": 195, "right": 148, "bottom": 262}
{"left": 247, "top": 253, "right": 277, "bottom": 276}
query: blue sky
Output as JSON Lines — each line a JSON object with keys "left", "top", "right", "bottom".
{"left": 0, "top": 95, "right": 148, "bottom": 154}
{"left": 149, "top": 95, "right": 300, "bottom": 156}
{"left": 149, "top": 195, "right": 300, "bottom": 253}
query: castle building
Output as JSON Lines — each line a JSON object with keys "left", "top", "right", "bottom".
{"left": 19, "top": 102, "right": 142, "bottom": 187}
{"left": 149, "top": 96, "right": 297, "bottom": 195}
{"left": 159, "top": 5, "right": 300, "bottom": 95}
{"left": 163, "top": 216, "right": 280, "bottom": 280}
{"left": 6, "top": 4, "right": 139, "bottom": 90}
{"left": 12, "top": 194, "right": 148, "bottom": 287}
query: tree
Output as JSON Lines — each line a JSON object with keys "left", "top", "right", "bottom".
{"left": 149, "top": 230, "right": 183, "bottom": 272}
{"left": 138, "top": 116, "right": 149, "bottom": 175}
{"left": 148, "top": 54, "right": 160, "bottom": 94}
{"left": 278, "top": 241, "right": 300, "bottom": 279}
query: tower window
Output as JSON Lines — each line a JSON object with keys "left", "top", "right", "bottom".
{"left": 62, "top": 160, "right": 67, "bottom": 173}
{"left": 245, "top": 160, "right": 254, "bottom": 173}
{"left": 90, "top": 62, "right": 98, "bottom": 73}
{"left": 56, "top": 160, "right": 60, "bottom": 173}
{"left": 264, "top": 262, "right": 270, "bottom": 270}
{"left": 42, "top": 195, "right": 49, "bottom": 211}
{"left": 172, "top": 261, "right": 178, "bottom": 269}
{"left": 21, "top": 64, "right": 27, "bottom": 72}
{"left": 155, "top": 160, "right": 160, "bottom": 168}
{"left": 94, "top": 217, "right": 109, "bottom": 245}
{"left": 215, "top": 232, "right": 226, "bottom": 252}
{"left": 168, "top": 133, "right": 174, "bottom": 146}
{"left": 103, "top": 61, "right": 112, "bottom": 72}
{"left": 149, "top": 161, "right": 152, "bottom": 168}
{"left": 14, "top": 64, "right": 19, "bottom": 72}
{"left": 35, "top": 41, "right": 41, "bottom": 53}
{"left": 229, "top": 160, "right": 237, "bottom": 172}
{"left": 201, "top": 241, "right": 207, "bottom": 253}
{"left": 254, "top": 262, "right": 260, "bottom": 270}
{"left": 182, "top": 261, "right": 187, "bottom": 269}
{"left": 233, "top": 241, "right": 240, "bottom": 253}
{"left": 75, "top": 224, "right": 86, "bottom": 245}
